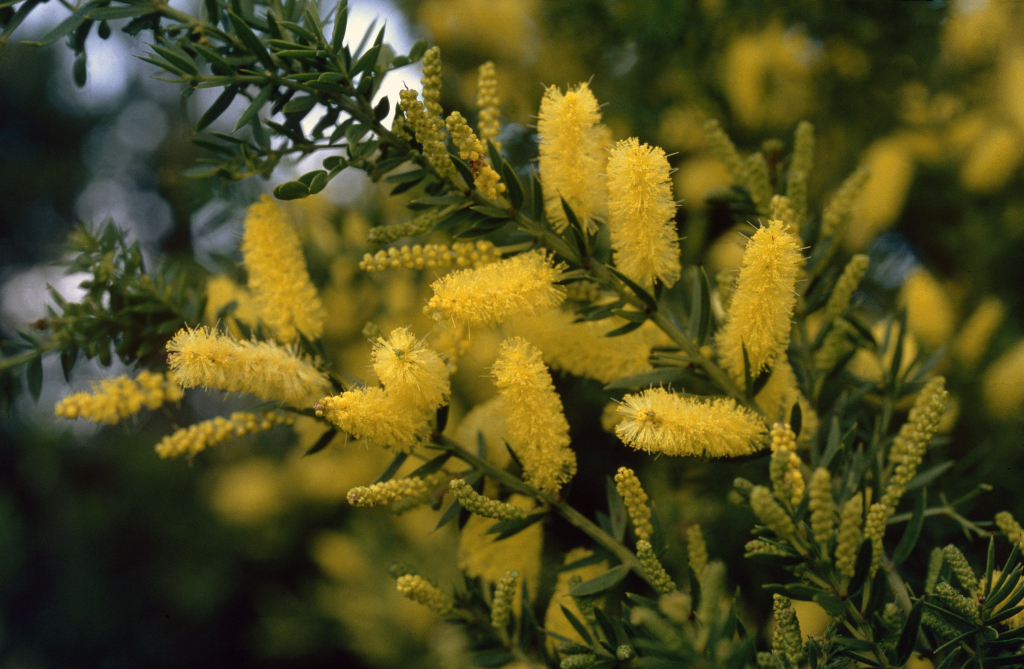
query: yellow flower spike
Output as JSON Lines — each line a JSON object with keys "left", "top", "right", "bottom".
{"left": 996, "top": 512, "right": 1024, "bottom": 549}
{"left": 716, "top": 219, "right": 803, "bottom": 386}
{"left": 360, "top": 240, "right": 503, "bottom": 272}
{"left": 606, "top": 138, "right": 683, "bottom": 290}
{"left": 425, "top": 250, "right": 567, "bottom": 330}
{"left": 490, "top": 570, "right": 519, "bottom": 629}
{"left": 538, "top": 82, "right": 606, "bottom": 234}
{"left": 55, "top": 370, "right": 182, "bottom": 425}
{"left": 492, "top": 337, "right": 576, "bottom": 495}
{"left": 166, "top": 326, "right": 330, "bottom": 407}
{"left": 955, "top": 297, "right": 1004, "bottom": 368}
{"left": 371, "top": 327, "right": 450, "bottom": 412}
{"left": 768, "top": 422, "right": 804, "bottom": 506}
{"left": 449, "top": 479, "right": 528, "bottom": 521}
{"left": 636, "top": 540, "right": 677, "bottom": 594}
{"left": 241, "top": 196, "right": 325, "bottom": 343}
{"left": 476, "top": 61, "right": 501, "bottom": 149}
{"left": 750, "top": 485, "right": 795, "bottom": 538}
{"left": 821, "top": 166, "right": 870, "bottom": 241}
{"left": 743, "top": 152, "right": 774, "bottom": 216}
{"left": 347, "top": 476, "right": 434, "bottom": 508}
{"left": 821, "top": 254, "right": 870, "bottom": 326}
{"left": 315, "top": 386, "right": 429, "bottom": 452}
{"left": 615, "top": 387, "right": 767, "bottom": 458}
{"left": 614, "top": 467, "right": 654, "bottom": 542}
{"left": 396, "top": 574, "right": 454, "bottom": 616}
{"left": 154, "top": 411, "right": 293, "bottom": 458}
{"left": 703, "top": 119, "right": 747, "bottom": 183}
{"left": 808, "top": 468, "right": 836, "bottom": 550}
{"left": 686, "top": 525, "right": 708, "bottom": 580}
{"left": 835, "top": 492, "right": 864, "bottom": 579}
{"left": 444, "top": 111, "right": 505, "bottom": 200}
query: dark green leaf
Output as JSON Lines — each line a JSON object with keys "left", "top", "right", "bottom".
{"left": 373, "top": 451, "right": 409, "bottom": 483}
{"left": 278, "top": 20, "right": 316, "bottom": 43}
{"left": 20, "top": 3, "right": 88, "bottom": 47}
{"left": 468, "top": 650, "right": 515, "bottom": 668}
{"left": 192, "top": 43, "right": 233, "bottom": 76}
{"left": 85, "top": 5, "right": 154, "bottom": 20}
{"left": 298, "top": 169, "right": 326, "bottom": 187}
{"left": 60, "top": 347, "right": 78, "bottom": 382}
{"left": 604, "top": 368, "right": 687, "bottom": 390}
{"left": 610, "top": 308, "right": 648, "bottom": 323}
{"left": 569, "top": 564, "right": 630, "bottom": 597}
{"left": 892, "top": 488, "right": 926, "bottom": 566}
{"left": 450, "top": 155, "right": 476, "bottom": 186}
{"left": 73, "top": 53, "right": 87, "bottom": 87}
{"left": 559, "top": 606, "right": 594, "bottom": 647}
{"left": 469, "top": 205, "right": 512, "bottom": 219}
{"left": 373, "top": 95, "right": 389, "bottom": 120}
{"left": 228, "top": 11, "right": 275, "bottom": 70}
{"left": 848, "top": 540, "right": 873, "bottom": 596}
{"left": 151, "top": 44, "right": 199, "bottom": 75}
{"left": 273, "top": 181, "right": 310, "bottom": 200}
{"left": 500, "top": 161, "right": 523, "bottom": 210}
{"left": 486, "top": 139, "right": 502, "bottom": 172}
{"left": 813, "top": 592, "right": 845, "bottom": 617}
{"left": 26, "top": 354, "right": 42, "bottom": 400}
{"left": 690, "top": 267, "right": 712, "bottom": 346}
{"left": 485, "top": 512, "right": 546, "bottom": 541}
{"left": 819, "top": 414, "right": 843, "bottom": 470}
{"left": 304, "top": 428, "right": 337, "bottom": 456}
{"left": 196, "top": 85, "right": 237, "bottom": 131}
{"left": 434, "top": 500, "right": 462, "bottom": 532}
{"left": 407, "top": 37, "right": 428, "bottom": 62}
{"left": 331, "top": 0, "right": 347, "bottom": 53}
{"left": 407, "top": 452, "right": 451, "bottom": 479}
{"left": 606, "top": 477, "right": 627, "bottom": 543}
{"left": 790, "top": 401, "right": 803, "bottom": 438}
{"left": 282, "top": 94, "right": 318, "bottom": 114}
{"left": 906, "top": 461, "right": 954, "bottom": 492}
{"left": 385, "top": 168, "right": 426, "bottom": 184}
{"left": 604, "top": 320, "right": 644, "bottom": 337}
{"left": 234, "top": 84, "right": 273, "bottom": 131}
{"left": 410, "top": 195, "right": 471, "bottom": 206}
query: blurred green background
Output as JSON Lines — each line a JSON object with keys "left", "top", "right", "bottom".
{"left": 3, "top": 0, "right": 1024, "bottom": 666}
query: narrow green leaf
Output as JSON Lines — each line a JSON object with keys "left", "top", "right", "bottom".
{"left": 304, "top": 428, "right": 337, "bottom": 456}
{"left": 195, "top": 85, "right": 237, "bottom": 131}
{"left": 485, "top": 512, "right": 546, "bottom": 541}
{"left": 847, "top": 540, "right": 873, "bottom": 596}
{"left": 410, "top": 195, "right": 471, "bottom": 206}
{"left": 894, "top": 601, "right": 923, "bottom": 666}
{"left": 605, "top": 265, "right": 657, "bottom": 311}
{"left": 606, "top": 477, "right": 627, "bottom": 543}
{"left": 892, "top": 488, "right": 926, "bottom": 566}
{"left": 433, "top": 500, "right": 462, "bottom": 532}
{"left": 568, "top": 564, "right": 630, "bottom": 597}
{"left": 469, "top": 205, "right": 511, "bottom": 219}
{"left": 282, "top": 94, "right": 318, "bottom": 114}
{"left": 26, "top": 354, "right": 43, "bottom": 400}
{"left": 373, "top": 451, "right": 409, "bottom": 483}
{"left": 373, "top": 95, "right": 389, "bottom": 120}
{"left": 819, "top": 415, "right": 843, "bottom": 470}
{"left": 468, "top": 649, "right": 515, "bottom": 668}
{"left": 85, "top": 5, "right": 153, "bottom": 20}
{"left": 331, "top": 0, "right": 348, "bottom": 53}
{"left": 20, "top": 3, "right": 88, "bottom": 47}
{"left": 233, "top": 84, "right": 273, "bottom": 131}
{"left": 604, "top": 320, "right": 644, "bottom": 337}
{"left": 693, "top": 267, "right": 712, "bottom": 345}
{"left": 385, "top": 168, "right": 426, "bottom": 184}
{"left": 192, "top": 43, "right": 234, "bottom": 76}
{"left": 60, "top": 347, "right": 78, "bottom": 382}
{"left": 500, "top": 161, "right": 523, "bottom": 210}
{"left": 278, "top": 20, "right": 317, "bottom": 43}
{"left": 813, "top": 592, "right": 845, "bottom": 617}
{"left": 73, "top": 53, "right": 88, "bottom": 87}
{"left": 228, "top": 11, "right": 275, "bottom": 70}
{"left": 407, "top": 452, "right": 450, "bottom": 479}
{"left": 790, "top": 401, "right": 803, "bottom": 438}
{"left": 308, "top": 172, "right": 328, "bottom": 194}
{"left": 559, "top": 606, "right": 594, "bottom": 647}
{"left": 905, "top": 461, "right": 954, "bottom": 492}
{"left": 151, "top": 44, "right": 199, "bottom": 75}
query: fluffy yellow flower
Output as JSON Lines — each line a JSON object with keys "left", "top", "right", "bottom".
{"left": 615, "top": 387, "right": 767, "bottom": 458}
{"left": 538, "top": 82, "right": 606, "bottom": 233}
{"left": 166, "top": 326, "right": 330, "bottom": 407}
{"left": 55, "top": 371, "right": 182, "bottom": 424}
{"left": 314, "top": 386, "right": 429, "bottom": 452}
{"left": 606, "top": 138, "right": 682, "bottom": 289}
{"left": 425, "top": 251, "right": 566, "bottom": 329}
{"left": 492, "top": 337, "right": 576, "bottom": 495}
{"left": 509, "top": 309, "right": 663, "bottom": 385}
{"left": 372, "top": 328, "right": 450, "bottom": 411}
{"left": 241, "top": 196, "right": 325, "bottom": 343}
{"left": 716, "top": 219, "right": 803, "bottom": 385}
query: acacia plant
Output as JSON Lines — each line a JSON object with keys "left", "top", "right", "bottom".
{"left": 3, "top": 1, "right": 1024, "bottom": 667}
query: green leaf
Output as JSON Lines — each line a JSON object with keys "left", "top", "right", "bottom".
{"left": 151, "top": 44, "right": 199, "bottom": 75}
{"left": 228, "top": 11, "right": 275, "bottom": 71}
{"left": 689, "top": 267, "right": 712, "bottom": 346}
{"left": 407, "top": 37, "right": 428, "bottom": 62}
{"left": 192, "top": 43, "right": 234, "bottom": 76}
{"left": 410, "top": 195, "right": 472, "bottom": 206}
{"left": 813, "top": 592, "right": 845, "bottom": 617}
{"left": 568, "top": 564, "right": 630, "bottom": 597}
{"left": 234, "top": 84, "right": 273, "bottom": 131}
{"left": 604, "top": 320, "right": 644, "bottom": 337}
{"left": 298, "top": 169, "right": 326, "bottom": 187}
{"left": 282, "top": 94, "right": 318, "bottom": 114}
{"left": 407, "top": 452, "right": 451, "bottom": 479}
{"left": 500, "top": 161, "right": 523, "bottom": 210}
{"left": 604, "top": 368, "right": 687, "bottom": 390}
{"left": 26, "top": 354, "right": 42, "bottom": 400}
{"left": 385, "top": 168, "right": 426, "bottom": 184}
{"left": 372, "top": 451, "right": 408, "bottom": 483}
{"left": 559, "top": 605, "right": 594, "bottom": 647}
{"left": 304, "top": 428, "right": 337, "bottom": 456}
{"left": 309, "top": 172, "right": 328, "bottom": 194}
{"left": 905, "top": 461, "right": 954, "bottom": 492}
{"left": 469, "top": 205, "right": 511, "bottom": 219}
{"left": 606, "top": 477, "right": 627, "bottom": 543}
{"left": 433, "top": 499, "right": 462, "bottom": 532}
{"left": 85, "top": 5, "right": 154, "bottom": 20}
{"left": 485, "top": 512, "right": 546, "bottom": 541}
{"left": 331, "top": 0, "right": 347, "bottom": 53}
{"left": 278, "top": 20, "right": 316, "bottom": 44}
{"left": 273, "top": 181, "right": 310, "bottom": 200}
{"left": 605, "top": 264, "right": 657, "bottom": 311}
{"left": 373, "top": 95, "right": 389, "bottom": 120}
{"left": 73, "top": 53, "right": 87, "bottom": 87}
{"left": 468, "top": 650, "right": 515, "bottom": 668}
{"left": 847, "top": 540, "right": 873, "bottom": 597}
{"left": 195, "top": 85, "right": 237, "bottom": 131}
{"left": 60, "top": 347, "right": 78, "bottom": 382}
{"left": 790, "top": 401, "right": 803, "bottom": 438}
{"left": 20, "top": 3, "right": 90, "bottom": 47}
{"left": 892, "top": 488, "right": 926, "bottom": 566}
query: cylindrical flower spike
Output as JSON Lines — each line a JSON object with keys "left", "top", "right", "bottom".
{"left": 809, "top": 468, "right": 836, "bottom": 550}
{"left": 396, "top": 574, "right": 454, "bottom": 615}
{"left": 637, "top": 540, "right": 677, "bottom": 594}
{"left": 943, "top": 545, "right": 978, "bottom": 592}
{"left": 772, "top": 594, "right": 806, "bottom": 667}
{"left": 371, "top": 327, "right": 450, "bottom": 412}
{"left": 55, "top": 370, "right": 182, "bottom": 424}
{"left": 241, "top": 195, "right": 325, "bottom": 343}
{"left": 606, "top": 137, "right": 682, "bottom": 290}
{"left": 425, "top": 250, "right": 567, "bottom": 329}
{"left": 750, "top": 485, "right": 796, "bottom": 538}
{"left": 716, "top": 219, "right": 803, "bottom": 387}
{"left": 154, "top": 411, "right": 293, "bottom": 458}
{"left": 449, "top": 479, "right": 528, "bottom": 521}
{"left": 360, "top": 240, "right": 502, "bottom": 272}
{"left": 166, "top": 326, "right": 330, "bottom": 407}
{"left": 615, "top": 387, "right": 767, "bottom": 458}
{"left": 996, "top": 511, "right": 1024, "bottom": 548}
{"left": 821, "top": 254, "right": 870, "bottom": 325}
{"left": 615, "top": 467, "right": 654, "bottom": 541}
{"left": 491, "top": 570, "right": 519, "bottom": 629}
{"left": 347, "top": 477, "right": 434, "bottom": 508}
{"left": 538, "top": 82, "right": 606, "bottom": 234}
{"left": 835, "top": 492, "right": 864, "bottom": 579}
{"left": 703, "top": 119, "right": 746, "bottom": 182}
{"left": 476, "top": 61, "right": 501, "bottom": 148}
{"left": 686, "top": 525, "right": 708, "bottom": 580}
{"left": 492, "top": 337, "right": 576, "bottom": 495}
{"left": 820, "top": 166, "right": 870, "bottom": 240}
